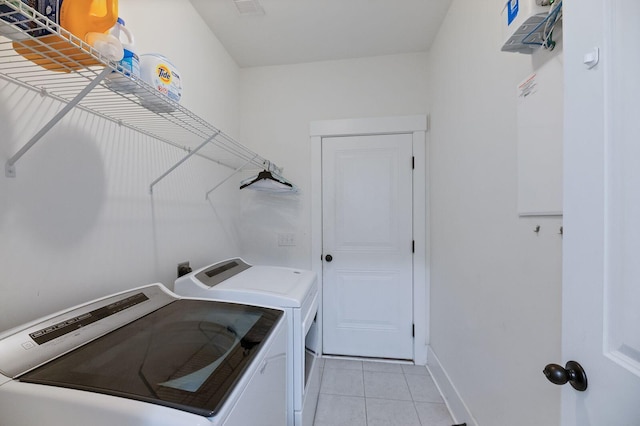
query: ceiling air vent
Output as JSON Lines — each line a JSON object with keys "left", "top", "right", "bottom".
{"left": 232, "top": 0, "right": 265, "bottom": 16}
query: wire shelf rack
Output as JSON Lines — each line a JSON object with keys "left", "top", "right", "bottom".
{"left": 0, "top": 0, "right": 285, "bottom": 193}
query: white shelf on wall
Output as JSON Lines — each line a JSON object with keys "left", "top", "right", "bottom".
{"left": 0, "top": 0, "right": 290, "bottom": 194}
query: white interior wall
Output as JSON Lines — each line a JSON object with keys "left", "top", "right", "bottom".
{"left": 237, "top": 53, "right": 429, "bottom": 268}
{"left": 0, "top": 0, "right": 242, "bottom": 332}
{"left": 427, "top": 0, "right": 562, "bottom": 425}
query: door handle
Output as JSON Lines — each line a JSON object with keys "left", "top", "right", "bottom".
{"left": 324, "top": 254, "right": 333, "bottom": 262}
{"left": 543, "top": 360, "right": 588, "bottom": 391}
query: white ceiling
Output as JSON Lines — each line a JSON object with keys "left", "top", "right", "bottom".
{"left": 189, "top": 0, "right": 453, "bottom": 68}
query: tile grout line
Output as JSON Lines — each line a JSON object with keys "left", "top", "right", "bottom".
{"left": 362, "top": 366, "right": 369, "bottom": 426}
{"left": 313, "top": 362, "right": 324, "bottom": 425}
{"left": 403, "top": 370, "right": 425, "bottom": 426}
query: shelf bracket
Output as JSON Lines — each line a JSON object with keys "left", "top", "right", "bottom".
{"left": 205, "top": 155, "right": 257, "bottom": 199}
{"left": 149, "top": 131, "right": 220, "bottom": 194}
{"left": 5, "top": 67, "right": 112, "bottom": 178}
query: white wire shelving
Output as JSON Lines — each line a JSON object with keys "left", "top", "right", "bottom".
{"left": 0, "top": 0, "right": 288, "bottom": 194}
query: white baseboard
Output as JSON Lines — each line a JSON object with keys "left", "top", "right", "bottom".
{"left": 426, "top": 346, "right": 479, "bottom": 426}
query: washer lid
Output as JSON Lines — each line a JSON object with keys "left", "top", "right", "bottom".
{"left": 16, "top": 299, "right": 283, "bottom": 418}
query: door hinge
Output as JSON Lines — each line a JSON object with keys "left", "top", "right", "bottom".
{"left": 412, "top": 323, "right": 415, "bottom": 337}
{"left": 412, "top": 240, "right": 415, "bottom": 253}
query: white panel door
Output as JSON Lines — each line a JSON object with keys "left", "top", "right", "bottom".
{"left": 561, "top": 0, "right": 640, "bottom": 424}
{"left": 321, "top": 133, "right": 413, "bottom": 359}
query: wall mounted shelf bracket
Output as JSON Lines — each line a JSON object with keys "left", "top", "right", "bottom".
{"left": 205, "top": 156, "right": 257, "bottom": 199}
{"left": 149, "top": 132, "right": 220, "bottom": 194}
{"left": 5, "top": 67, "right": 111, "bottom": 178}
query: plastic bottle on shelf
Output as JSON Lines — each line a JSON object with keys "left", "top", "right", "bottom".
{"left": 85, "top": 31, "right": 123, "bottom": 61}
{"left": 60, "top": 0, "right": 118, "bottom": 43}
{"left": 11, "top": 0, "right": 120, "bottom": 72}
{"left": 105, "top": 17, "right": 139, "bottom": 93}
{"left": 65, "top": 0, "right": 122, "bottom": 61}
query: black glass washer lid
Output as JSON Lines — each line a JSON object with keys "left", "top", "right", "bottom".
{"left": 19, "top": 299, "right": 283, "bottom": 417}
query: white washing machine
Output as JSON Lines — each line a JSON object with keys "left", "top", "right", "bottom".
{"left": 175, "top": 258, "right": 320, "bottom": 426}
{"left": 0, "top": 284, "right": 287, "bottom": 426}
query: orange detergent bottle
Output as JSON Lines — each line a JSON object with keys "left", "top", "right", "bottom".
{"left": 13, "top": 0, "right": 119, "bottom": 73}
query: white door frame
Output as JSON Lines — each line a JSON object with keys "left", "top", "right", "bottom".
{"left": 310, "top": 115, "right": 429, "bottom": 364}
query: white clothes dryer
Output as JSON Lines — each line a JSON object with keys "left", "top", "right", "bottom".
{"left": 0, "top": 284, "right": 287, "bottom": 426}
{"left": 175, "top": 258, "right": 320, "bottom": 426}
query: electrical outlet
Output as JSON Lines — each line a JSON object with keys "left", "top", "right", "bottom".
{"left": 177, "top": 261, "right": 192, "bottom": 278}
{"left": 277, "top": 233, "right": 296, "bottom": 246}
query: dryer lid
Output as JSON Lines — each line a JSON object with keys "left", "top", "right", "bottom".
{"left": 188, "top": 258, "right": 317, "bottom": 308}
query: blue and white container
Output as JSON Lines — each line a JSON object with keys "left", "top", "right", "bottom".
{"left": 105, "top": 17, "right": 139, "bottom": 93}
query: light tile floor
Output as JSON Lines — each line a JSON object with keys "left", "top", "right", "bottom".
{"left": 313, "top": 358, "right": 455, "bottom": 426}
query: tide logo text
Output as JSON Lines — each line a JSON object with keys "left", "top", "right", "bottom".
{"left": 156, "top": 65, "right": 172, "bottom": 84}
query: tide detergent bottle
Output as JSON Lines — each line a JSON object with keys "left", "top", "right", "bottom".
{"left": 13, "top": 0, "right": 120, "bottom": 73}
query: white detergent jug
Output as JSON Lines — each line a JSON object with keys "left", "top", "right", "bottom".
{"left": 105, "top": 17, "right": 139, "bottom": 93}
